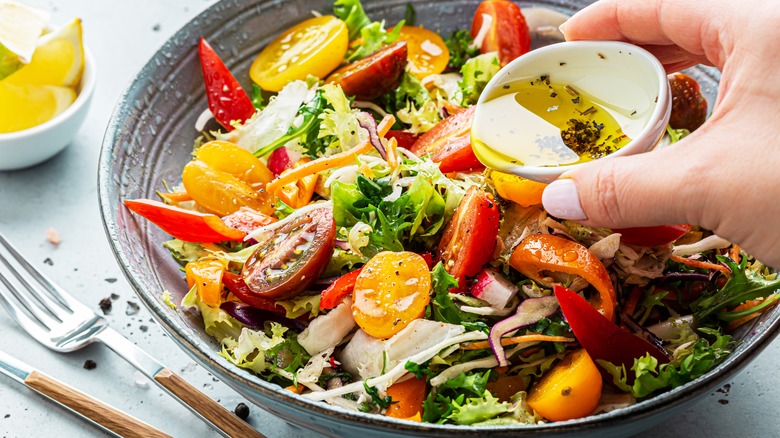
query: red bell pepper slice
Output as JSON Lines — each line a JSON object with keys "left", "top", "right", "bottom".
{"left": 554, "top": 285, "right": 669, "bottom": 370}
{"left": 124, "top": 199, "right": 246, "bottom": 243}
{"left": 223, "top": 272, "right": 286, "bottom": 314}
{"left": 320, "top": 268, "right": 362, "bottom": 310}
{"left": 613, "top": 224, "right": 691, "bottom": 247}
{"left": 198, "top": 38, "right": 256, "bottom": 131}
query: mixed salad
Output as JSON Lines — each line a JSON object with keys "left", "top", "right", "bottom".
{"left": 126, "top": 0, "right": 780, "bottom": 425}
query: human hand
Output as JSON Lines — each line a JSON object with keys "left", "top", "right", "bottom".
{"left": 541, "top": 0, "right": 780, "bottom": 267}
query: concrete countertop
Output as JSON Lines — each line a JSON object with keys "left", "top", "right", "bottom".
{"left": 0, "top": 1, "right": 777, "bottom": 437}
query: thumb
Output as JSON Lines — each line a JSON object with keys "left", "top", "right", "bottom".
{"left": 541, "top": 138, "right": 710, "bottom": 228}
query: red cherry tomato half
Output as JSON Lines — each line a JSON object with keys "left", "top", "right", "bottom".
{"left": 471, "top": 0, "right": 531, "bottom": 66}
{"left": 241, "top": 208, "right": 336, "bottom": 300}
{"left": 410, "top": 106, "right": 484, "bottom": 173}
{"left": 436, "top": 186, "right": 501, "bottom": 287}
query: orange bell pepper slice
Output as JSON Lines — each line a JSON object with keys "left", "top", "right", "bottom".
{"left": 385, "top": 377, "right": 426, "bottom": 420}
{"left": 489, "top": 170, "right": 547, "bottom": 207}
{"left": 185, "top": 257, "right": 227, "bottom": 307}
{"left": 124, "top": 199, "right": 246, "bottom": 243}
{"left": 274, "top": 159, "right": 318, "bottom": 209}
{"left": 510, "top": 234, "right": 617, "bottom": 321}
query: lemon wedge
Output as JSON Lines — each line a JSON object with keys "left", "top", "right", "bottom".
{"left": 0, "top": 82, "right": 76, "bottom": 133}
{"left": 4, "top": 18, "right": 84, "bottom": 88}
{"left": 0, "top": 1, "right": 50, "bottom": 80}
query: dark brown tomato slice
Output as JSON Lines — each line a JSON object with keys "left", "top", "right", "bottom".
{"left": 669, "top": 73, "right": 708, "bottom": 132}
{"left": 435, "top": 186, "right": 501, "bottom": 288}
{"left": 326, "top": 41, "right": 408, "bottom": 100}
{"left": 411, "top": 105, "right": 483, "bottom": 173}
{"left": 241, "top": 208, "right": 336, "bottom": 300}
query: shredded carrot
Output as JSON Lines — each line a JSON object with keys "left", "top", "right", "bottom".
{"left": 461, "top": 334, "right": 575, "bottom": 350}
{"left": 670, "top": 254, "right": 731, "bottom": 276}
{"left": 265, "top": 115, "right": 395, "bottom": 194}
{"left": 385, "top": 136, "right": 399, "bottom": 169}
{"left": 726, "top": 295, "right": 780, "bottom": 331}
{"left": 730, "top": 244, "right": 741, "bottom": 264}
{"left": 284, "top": 384, "right": 305, "bottom": 394}
{"left": 157, "top": 190, "right": 193, "bottom": 203}
{"left": 623, "top": 286, "right": 643, "bottom": 317}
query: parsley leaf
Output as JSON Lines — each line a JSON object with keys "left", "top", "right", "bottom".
{"left": 364, "top": 381, "right": 394, "bottom": 409}
{"left": 443, "top": 29, "right": 480, "bottom": 71}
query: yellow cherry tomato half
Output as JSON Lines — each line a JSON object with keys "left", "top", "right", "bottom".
{"left": 394, "top": 26, "right": 449, "bottom": 79}
{"left": 250, "top": 16, "right": 349, "bottom": 92}
{"left": 182, "top": 159, "right": 273, "bottom": 216}
{"left": 489, "top": 170, "right": 547, "bottom": 207}
{"left": 195, "top": 141, "right": 274, "bottom": 189}
{"left": 526, "top": 349, "right": 603, "bottom": 421}
{"left": 352, "top": 251, "right": 432, "bottom": 339}
{"left": 185, "top": 257, "right": 227, "bottom": 307}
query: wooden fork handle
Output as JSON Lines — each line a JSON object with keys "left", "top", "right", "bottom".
{"left": 153, "top": 368, "right": 264, "bottom": 438}
{"left": 24, "top": 370, "right": 170, "bottom": 438}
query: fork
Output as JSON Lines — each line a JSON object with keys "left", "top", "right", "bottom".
{"left": 0, "top": 232, "right": 262, "bottom": 438}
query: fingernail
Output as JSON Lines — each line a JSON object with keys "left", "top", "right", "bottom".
{"left": 559, "top": 21, "right": 570, "bottom": 38}
{"left": 542, "top": 179, "right": 587, "bottom": 220}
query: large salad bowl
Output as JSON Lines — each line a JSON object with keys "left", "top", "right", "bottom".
{"left": 98, "top": 0, "right": 780, "bottom": 436}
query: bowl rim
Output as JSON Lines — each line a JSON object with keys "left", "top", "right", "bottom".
{"left": 97, "top": 1, "right": 780, "bottom": 435}
{"left": 0, "top": 45, "right": 97, "bottom": 141}
{"left": 475, "top": 40, "right": 671, "bottom": 182}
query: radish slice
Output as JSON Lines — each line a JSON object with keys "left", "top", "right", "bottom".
{"left": 471, "top": 269, "right": 519, "bottom": 309}
{"left": 267, "top": 146, "right": 301, "bottom": 177}
{"left": 489, "top": 295, "right": 559, "bottom": 366}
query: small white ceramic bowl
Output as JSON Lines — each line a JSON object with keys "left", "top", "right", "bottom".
{"left": 472, "top": 41, "right": 670, "bottom": 183}
{"left": 0, "top": 47, "right": 96, "bottom": 171}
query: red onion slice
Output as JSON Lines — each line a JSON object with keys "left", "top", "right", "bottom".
{"left": 489, "top": 295, "right": 560, "bottom": 366}
{"left": 355, "top": 111, "right": 386, "bottom": 160}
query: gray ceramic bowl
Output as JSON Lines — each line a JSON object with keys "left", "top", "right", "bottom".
{"left": 98, "top": 0, "right": 780, "bottom": 436}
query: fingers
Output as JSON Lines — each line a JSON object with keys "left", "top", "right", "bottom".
{"left": 561, "top": 0, "right": 731, "bottom": 69}
{"left": 541, "top": 137, "right": 711, "bottom": 228}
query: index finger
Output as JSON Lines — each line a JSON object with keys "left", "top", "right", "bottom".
{"left": 561, "top": 0, "right": 723, "bottom": 67}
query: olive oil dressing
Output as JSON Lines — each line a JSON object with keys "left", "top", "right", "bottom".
{"left": 472, "top": 75, "right": 652, "bottom": 167}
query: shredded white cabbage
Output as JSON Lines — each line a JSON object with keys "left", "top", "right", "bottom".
{"left": 305, "top": 330, "right": 487, "bottom": 401}
{"left": 672, "top": 235, "right": 731, "bottom": 257}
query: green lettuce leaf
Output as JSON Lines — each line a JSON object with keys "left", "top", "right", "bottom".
{"left": 692, "top": 256, "right": 780, "bottom": 319}
{"left": 383, "top": 71, "right": 429, "bottom": 116}
{"left": 448, "top": 391, "right": 509, "bottom": 425}
{"left": 348, "top": 20, "right": 403, "bottom": 62}
{"left": 219, "top": 322, "right": 288, "bottom": 375}
{"left": 163, "top": 239, "right": 207, "bottom": 265}
{"left": 318, "top": 83, "right": 361, "bottom": 151}
{"left": 276, "top": 294, "right": 321, "bottom": 319}
{"left": 181, "top": 285, "right": 242, "bottom": 344}
{"left": 459, "top": 52, "right": 500, "bottom": 105}
{"left": 598, "top": 327, "right": 732, "bottom": 398}
{"left": 429, "top": 263, "right": 482, "bottom": 325}
{"left": 333, "top": 0, "right": 371, "bottom": 40}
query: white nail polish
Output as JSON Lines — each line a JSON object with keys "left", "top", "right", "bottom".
{"left": 542, "top": 179, "right": 587, "bottom": 220}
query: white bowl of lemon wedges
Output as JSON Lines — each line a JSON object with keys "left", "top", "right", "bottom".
{"left": 0, "top": 1, "right": 95, "bottom": 171}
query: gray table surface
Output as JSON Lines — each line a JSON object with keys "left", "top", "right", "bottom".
{"left": 0, "top": 1, "right": 777, "bottom": 437}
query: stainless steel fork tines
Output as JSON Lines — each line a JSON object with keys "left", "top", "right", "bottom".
{"left": 0, "top": 232, "right": 262, "bottom": 438}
